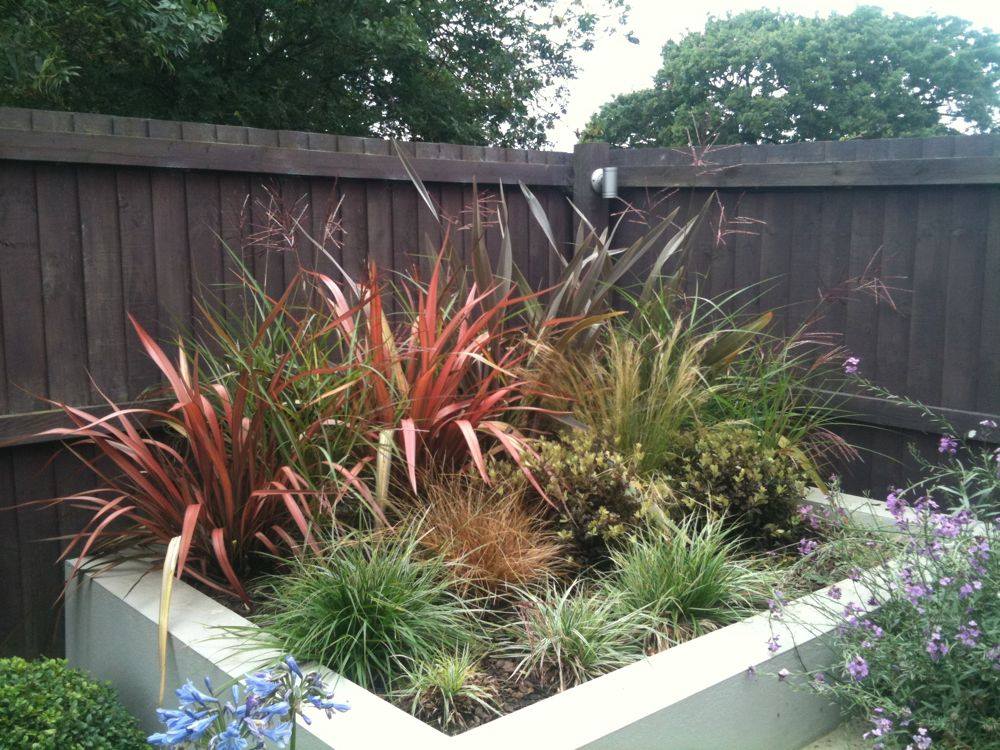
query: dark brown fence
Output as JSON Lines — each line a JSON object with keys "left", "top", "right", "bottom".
{"left": 1, "top": 106, "right": 997, "bottom": 659}
{"left": 589, "top": 136, "right": 1000, "bottom": 498}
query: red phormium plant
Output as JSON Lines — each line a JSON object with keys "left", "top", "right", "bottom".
{"left": 315, "top": 248, "right": 558, "bottom": 503}
{"left": 40, "top": 315, "right": 337, "bottom": 607}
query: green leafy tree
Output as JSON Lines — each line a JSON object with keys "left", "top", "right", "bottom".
{"left": 1, "top": 0, "right": 628, "bottom": 148}
{"left": 0, "top": 1, "right": 225, "bottom": 100}
{"left": 583, "top": 7, "right": 1000, "bottom": 147}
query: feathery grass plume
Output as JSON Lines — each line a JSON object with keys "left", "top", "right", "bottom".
{"left": 249, "top": 527, "right": 482, "bottom": 691}
{"left": 629, "top": 284, "right": 856, "bottom": 483}
{"left": 504, "top": 581, "right": 650, "bottom": 691}
{"left": 414, "top": 470, "right": 567, "bottom": 594}
{"left": 539, "top": 322, "right": 716, "bottom": 475}
{"left": 393, "top": 649, "right": 499, "bottom": 731}
{"left": 603, "top": 515, "right": 773, "bottom": 643}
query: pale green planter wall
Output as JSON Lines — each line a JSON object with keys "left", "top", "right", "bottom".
{"left": 65, "top": 490, "right": 891, "bottom": 750}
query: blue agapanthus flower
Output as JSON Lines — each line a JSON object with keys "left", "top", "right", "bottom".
{"left": 148, "top": 656, "right": 349, "bottom": 749}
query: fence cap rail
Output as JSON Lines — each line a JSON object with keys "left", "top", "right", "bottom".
{"left": 0, "top": 127, "right": 573, "bottom": 186}
{"left": 613, "top": 155, "right": 1000, "bottom": 188}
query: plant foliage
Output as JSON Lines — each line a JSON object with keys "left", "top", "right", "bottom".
{"left": 250, "top": 528, "right": 481, "bottom": 692}
{"left": 519, "top": 431, "right": 645, "bottom": 565}
{"left": 584, "top": 7, "right": 1000, "bottom": 146}
{"left": 655, "top": 425, "right": 808, "bottom": 549}
{"left": 0, "top": 657, "right": 146, "bottom": 750}
{"left": 504, "top": 581, "right": 649, "bottom": 691}
{"left": 414, "top": 470, "right": 566, "bottom": 594}
{"left": 604, "top": 515, "right": 771, "bottom": 641}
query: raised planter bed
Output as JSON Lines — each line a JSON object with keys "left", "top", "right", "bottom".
{"left": 65, "top": 490, "right": 891, "bottom": 750}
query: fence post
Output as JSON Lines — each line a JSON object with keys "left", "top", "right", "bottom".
{"left": 572, "top": 141, "right": 611, "bottom": 236}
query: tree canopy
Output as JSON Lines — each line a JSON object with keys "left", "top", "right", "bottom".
{"left": 582, "top": 7, "right": 1000, "bottom": 147}
{"left": 1, "top": 0, "right": 627, "bottom": 148}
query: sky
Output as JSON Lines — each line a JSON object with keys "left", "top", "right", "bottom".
{"left": 549, "top": 0, "right": 1000, "bottom": 149}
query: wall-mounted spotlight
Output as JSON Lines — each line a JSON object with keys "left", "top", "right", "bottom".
{"left": 589, "top": 166, "right": 618, "bottom": 199}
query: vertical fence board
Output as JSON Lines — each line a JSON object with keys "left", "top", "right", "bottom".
{"left": 35, "top": 165, "right": 89, "bottom": 404}
{"left": 116, "top": 168, "right": 160, "bottom": 393}
{"left": 0, "top": 164, "right": 47, "bottom": 413}
{"left": 0, "top": 450, "right": 24, "bottom": 656}
{"left": 78, "top": 166, "right": 128, "bottom": 400}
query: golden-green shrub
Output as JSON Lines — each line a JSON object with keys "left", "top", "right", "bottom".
{"left": 521, "top": 431, "right": 645, "bottom": 564}
{"left": 655, "top": 426, "right": 807, "bottom": 548}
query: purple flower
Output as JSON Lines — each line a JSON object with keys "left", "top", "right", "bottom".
{"left": 911, "top": 727, "right": 932, "bottom": 749}
{"left": 766, "top": 635, "right": 781, "bottom": 653}
{"left": 979, "top": 419, "right": 997, "bottom": 429}
{"left": 885, "top": 490, "right": 906, "bottom": 517}
{"left": 843, "top": 356, "right": 860, "bottom": 374}
{"left": 987, "top": 646, "right": 1000, "bottom": 670}
{"left": 938, "top": 435, "right": 958, "bottom": 455}
{"left": 958, "top": 580, "right": 982, "bottom": 599}
{"left": 798, "top": 538, "right": 818, "bottom": 556}
{"left": 827, "top": 585, "right": 842, "bottom": 601}
{"left": 904, "top": 582, "right": 931, "bottom": 606}
{"left": 956, "top": 621, "right": 980, "bottom": 647}
{"left": 846, "top": 654, "right": 868, "bottom": 681}
{"left": 925, "top": 628, "right": 950, "bottom": 661}
{"left": 813, "top": 672, "right": 826, "bottom": 684}
{"left": 863, "top": 710, "right": 893, "bottom": 740}
{"left": 864, "top": 621, "right": 885, "bottom": 639}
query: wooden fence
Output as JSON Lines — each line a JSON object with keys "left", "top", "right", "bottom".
{"left": 0, "top": 106, "right": 997, "bottom": 658}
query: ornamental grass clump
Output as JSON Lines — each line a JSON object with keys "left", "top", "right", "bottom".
{"left": 505, "top": 581, "right": 650, "bottom": 691}
{"left": 394, "top": 649, "right": 499, "bottom": 731}
{"left": 0, "top": 657, "right": 146, "bottom": 750}
{"left": 35, "top": 307, "right": 360, "bottom": 607}
{"left": 537, "top": 325, "right": 716, "bottom": 475}
{"left": 604, "top": 515, "right": 772, "bottom": 641}
{"left": 316, "top": 249, "right": 558, "bottom": 501}
{"left": 249, "top": 528, "right": 482, "bottom": 692}
{"left": 414, "top": 470, "right": 567, "bottom": 594}
{"left": 778, "top": 487, "right": 999, "bottom": 750}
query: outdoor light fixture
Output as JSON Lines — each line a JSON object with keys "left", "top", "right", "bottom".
{"left": 590, "top": 166, "right": 618, "bottom": 199}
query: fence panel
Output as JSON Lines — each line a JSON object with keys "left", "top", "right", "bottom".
{"left": 610, "top": 135, "right": 1000, "bottom": 497}
{"left": 0, "top": 106, "right": 997, "bottom": 658}
{"left": 0, "top": 107, "right": 572, "bottom": 657}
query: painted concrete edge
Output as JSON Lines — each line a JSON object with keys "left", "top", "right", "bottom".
{"left": 64, "top": 560, "right": 450, "bottom": 750}
{"left": 66, "top": 488, "right": 882, "bottom": 750}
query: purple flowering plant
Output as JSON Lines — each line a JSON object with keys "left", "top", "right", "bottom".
{"left": 908, "top": 420, "right": 1000, "bottom": 523}
{"left": 846, "top": 375, "right": 999, "bottom": 521}
{"left": 148, "top": 656, "right": 349, "bottom": 749}
{"left": 772, "top": 484, "right": 998, "bottom": 749}
{"left": 783, "top": 481, "right": 889, "bottom": 594}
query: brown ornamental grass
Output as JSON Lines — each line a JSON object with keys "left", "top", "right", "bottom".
{"left": 414, "top": 471, "right": 566, "bottom": 594}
